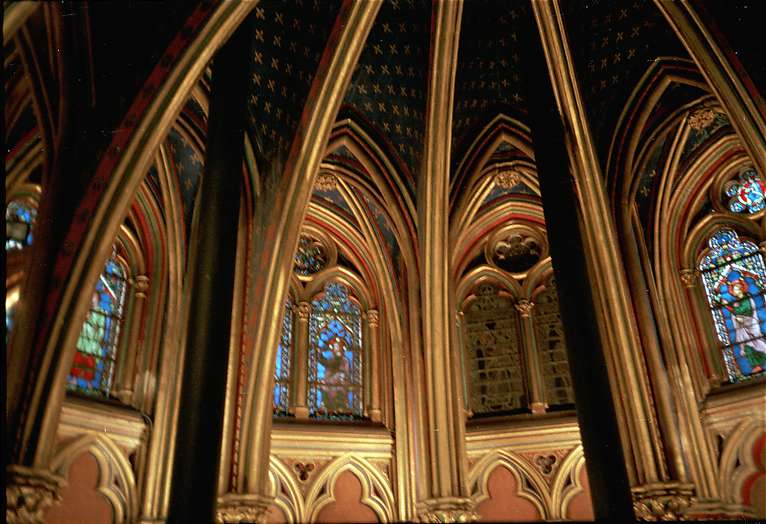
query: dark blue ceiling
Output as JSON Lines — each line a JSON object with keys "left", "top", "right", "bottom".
{"left": 341, "top": 0, "right": 431, "bottom": 188}
{"left": 246, "top": 0, "right": 341, "bottom": 177}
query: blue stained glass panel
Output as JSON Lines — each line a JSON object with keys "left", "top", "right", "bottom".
{"left": 273, "top": 300, "right": 293, "bottom": 416}
{"left": 68, "top": 256, "right": 127, "bottom": 396}
{"left": 725, "top": 168, "right": 766, "bottom": 214}
{"left": 294, "top": 236, "right": 328, "bottom": 277}
{"left": 699, "top": 229, "right": 766, "bottom": 382}
{"left": 5, "top": 200, "right": 37, "bottom": 250}
{"left": 308, "top": 282, "right": 363, "bottom": 419}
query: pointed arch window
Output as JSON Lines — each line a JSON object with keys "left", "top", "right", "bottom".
{"left": 699, "top": 228, "right": 766, "bottom": 382}
{"left": 463, "top": 283, "right": 527, "bottom": 415}
{"left": 67, "top": 255, "right": 128, "bottom": 396}
{"left": 308, "top": 282, "right": 364, "bottom": 420}
{"left": 273, "top": 300, "right": 293, "bottom": 416}
{"left": 534, "top": 280, "right": 575, "bottom": 405}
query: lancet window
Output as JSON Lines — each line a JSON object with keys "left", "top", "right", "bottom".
{"left": 463, "top": 283, "right": 526, "bottom": 414}
{"left": 68, "top": 254, "right": 128, "bottom": 396}
{"left": 699, "top": 228, "right": 766, "bottom": 382}
{"left": 459, "top": 223, "right": 576, "bottom": 418}
{"left": 534, "top": 280, "right": 575, "bottom": 405}
{"left": 273, "top": 300, "right": 293, "bottom": 416}
{"left": 273, "top": 232, "right": 375, "bottom": 422}
{"left": 308, "top": 282, "right": 364, "bottom": 420}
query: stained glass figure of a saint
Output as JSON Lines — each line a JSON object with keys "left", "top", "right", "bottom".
{"left": 273, "top": 300, "right": 293, "bottom": 416}
{"left": 308, "top": 282, "right": 363, "bottom": 419}
{"left": 68, "top": 256, "right": 127, "bottom": 395}
{"left": 700, "top": 229, "right": 766, "bottom": 381}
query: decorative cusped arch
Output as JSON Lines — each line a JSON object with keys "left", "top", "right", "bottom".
{"left": 268, "top": 456, "right": 306, "bottom": 523}
{"left": 468, "top": 450, "right": 548, "bottom": 519}
{"left": 50, "top": 433, "right": 138, "bottom": 524}
{"left": 304, "top": 454, "right": 395, "bottom": 523}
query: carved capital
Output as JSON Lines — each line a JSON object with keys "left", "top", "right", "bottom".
{"left": 216, "top": 493, "right": 273, "bottom": 524}
{"left": 6, "top": 465, "right": 65, "bottom": 524}
{"left": 134, "top": 275, "right": 150, "bottom": 297}
{"left": 679, "top": 269, "right": 696, "bottom": 288}
{"left": 494, "top": 170, "right": 521, "bottom": 189}
{"left": 367, "top": 309, "right": 379, "bottom": 328}
{"left": 315, "top": 173, "right": 337, "bottom": 191}
{"left": 514, "top": 299, "right": 535, "bottom": 318}
{"left": 418, "top": 498, "right": 478, "bottom": 523}
{"left": 297, "top": 301, "right": 311, "bottom": 320}
{"left": 632, "top": 482, "right": 695, "bottom": 521}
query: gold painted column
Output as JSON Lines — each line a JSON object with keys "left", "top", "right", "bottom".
{"left": 115, "top": 274, "right": 149, "bottom": 404}
{"left": 233, "top": 6, "right": 380, "bottom": 522}
{"left": 416, "top": 1, "right": 474, "bottom": 521}
{"left": 456, "top": 311, "right": 473, "bottom": 418}
{"left": 365, "top": 309, "right": 382, "bottom": 423}
{"left": 290, "top": 301, "right": 311, "bottom": 419}
{"left": 515, "top": 299, "right": 546, "bottom": 414}
{"left": 531, "top": 1, "right": 694, "bottom": 518}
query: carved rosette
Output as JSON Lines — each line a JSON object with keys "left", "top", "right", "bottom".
{"left": 6, "top": 465, "right": 65, "bottom": 524}
{"left": 314, "top": 173, "right": 337, "bottom": 191}
{"left": 687, "top": 108, "right": 717, "bottom": 131}
{"left": 514, "top": 299, "right": 535, "bottom": 318}
{"left": 216, "top": 493, "right": 273, "bottom": 524}
{"left": 418, "top": 498, "right": 478, "bottom": 523}
{"left": 494, "top": 170, "right": 521, "bottom": 189}
{"left": 631, "top": 482, "right": 695, "bottom": 521}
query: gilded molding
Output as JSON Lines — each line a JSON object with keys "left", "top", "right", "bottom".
{"left": 631, "top": 482, "right": 695, "bottom": 521}
{"left": 6, "top": 465, "right": 65, "bottom": 524}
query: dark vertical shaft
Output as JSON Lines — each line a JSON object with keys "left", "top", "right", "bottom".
{"left": 166, "top": 14, "right": 252, "bottom": 524}
{"left": 518, "top": 7, "right": 635, "bottom": 523}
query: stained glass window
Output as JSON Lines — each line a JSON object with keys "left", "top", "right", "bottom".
{"left": 68, "top": 256, "right": 127, "bottom": 396}
{"left": 464, "top": 284, "right": 526, "bottom": 415}
{"left": 308, "top": 282, "right": 363, "bottom": 419}
{"left": 274, "top": 300, "right": 293, "bottom": 416}
{"left": 699, "top": 228, "right": 766, "bottom": 382}
{"left": 294, "top": 235, "right": 328, "bottom": 277}
{"left": 5, "top": 200, "right": 36, "bottom": 250}
{"left": 725, "top": 168, "right": 766, "bottom": 214}
{"left": 534, "top": 280, "right": 575, "bottom": 406}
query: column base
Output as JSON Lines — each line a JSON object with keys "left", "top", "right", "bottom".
{"left": 290, "top": 406, "right": 309, "bottom": 419}
{"left": 530, "top": 401, "right": 548, "bottom": 414}
{"left": 6, "top": 465, "right": 66, "bottom": 524}
{"left": 216, "top": 493, "right": 274, "bottom": 524}
{"left": 631, "top": 482, "right": 695, "bottom": 521}
{"left": 684, "top": 499, "right": 755, "bottom": 520}
{"left": 417, "top": 497, "right": 478, "bottom": 523}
